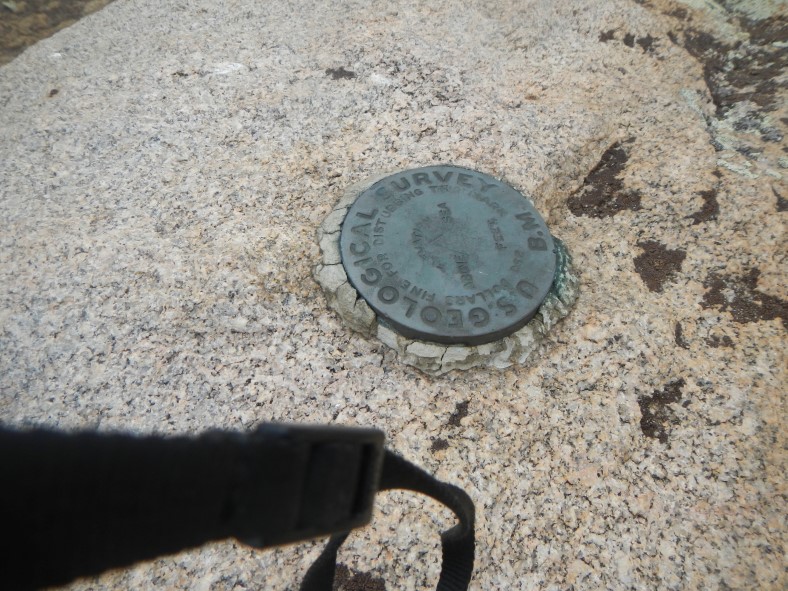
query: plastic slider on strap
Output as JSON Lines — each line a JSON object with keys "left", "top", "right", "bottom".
{"left": 246, "top": 424, "right": 386, "bottom": 547}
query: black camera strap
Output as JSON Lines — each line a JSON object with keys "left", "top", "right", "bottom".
{"left": 301, "top": 449, "right": 475, "bottom": 591}
{"left": 0, "top": 424, "right": 475, "bottom": 591}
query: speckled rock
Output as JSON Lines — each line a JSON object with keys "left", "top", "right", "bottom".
{"left": 0, "top": 0, "right": 785, "bottom": 590}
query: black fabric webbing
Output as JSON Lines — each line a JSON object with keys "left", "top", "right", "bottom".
{"left": 0, "top": 426, "right": 383, "bottom": 591}
{"left": 300, "top": 449, "right": 476, "bottom": 591}
{"left": 0, "top": 426, "right": 474, "bottom": 591}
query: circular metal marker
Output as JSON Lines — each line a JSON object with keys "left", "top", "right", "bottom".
{"left": 339, "top": 165, "right": 557, "bottom": 345}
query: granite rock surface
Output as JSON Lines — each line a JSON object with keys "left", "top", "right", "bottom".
{"left": 0, "top": 0, "right": 785, "bottom": 590}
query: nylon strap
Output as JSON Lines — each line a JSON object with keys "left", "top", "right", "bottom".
{"left": 0, "top": 426, "right": 475, "bottom": 591}
{"left": 300, "top": 450, "right": 476, "bottom": 591}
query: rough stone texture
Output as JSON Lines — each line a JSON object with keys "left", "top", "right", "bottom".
{"left": 314, "top": 171, "right": 579, "bottom": 375}
{"left": 1, "top": 1, "right": 786, "bottom": 590}
{"left": 0, "top": 0, "right": 115, "bottom": 65}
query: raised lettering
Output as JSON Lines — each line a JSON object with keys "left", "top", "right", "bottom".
{"left": 361, "top": 268, "right": 381, "bottom": 285}
{"left": 497, "top": 297, "right": 516, "bottom": 316}
{"left": 438, "top": 202, "right": 452, "bottom": 222}
{"left": 378, "top": 286, "right": 399, "bottom": 304}
{"left": 457, "top": 173, "right": 472, "bottom": 187}
{"left": 487, "top": 218, "right": 506, "bottom": 251}
{"left": 480, "top": 180, "right": 497, "bottom": 193}
{"left": 356, "top": 208, "right": 379, "bottom": 219}
{"left": 471, "top": 192, "right": 507, "bottom": 216}
{"left": 447, "top": 309, "right": 463, "bottom": 327}
{"left": 351, "top": 223, "right": 371, "bottom": 238}
{"left": 469, "top": 307, "right": 490, "bottom": 327}
{"left": 454, "top": 254, "right": 475, "bottom": 289}
{"left": 516, "top": 212, "right": 540, "bottom": 231}
{"left": 350, "top": 241, "right": 370, "bottom": 256}
{"left": 510, "top": 249, "right": 525, "bottom": 273}
{"left": 391, "top": 178, "right": 410, "bottom": 191}
{"left": 403, "top": 296, "right": 417, "bottom": 317}
{"left": 433, "top": 170, "right": 453, "bottom": 183}
{"left": 517, "top": 279, "right": 536, "bottom": 298}
{"left": 421, "top": 306, "right": 441, "bottom": 324}
{"left": 527, "top": 237, "right": 548, "bottom": 251}
{"left": 413, "top": 173, "right": 431, "bottom": 185}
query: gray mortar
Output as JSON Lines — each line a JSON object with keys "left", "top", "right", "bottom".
{"left": 314, "top": 172, "right": 579, "bottom": 375}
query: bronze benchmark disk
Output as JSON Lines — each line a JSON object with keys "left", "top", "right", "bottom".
{"left": 339, "top": 165, "right": 557, "bottom": 345}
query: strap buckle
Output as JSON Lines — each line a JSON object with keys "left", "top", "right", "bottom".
{"left": 246, "top": 424, "right": 385, "bottom": 546}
